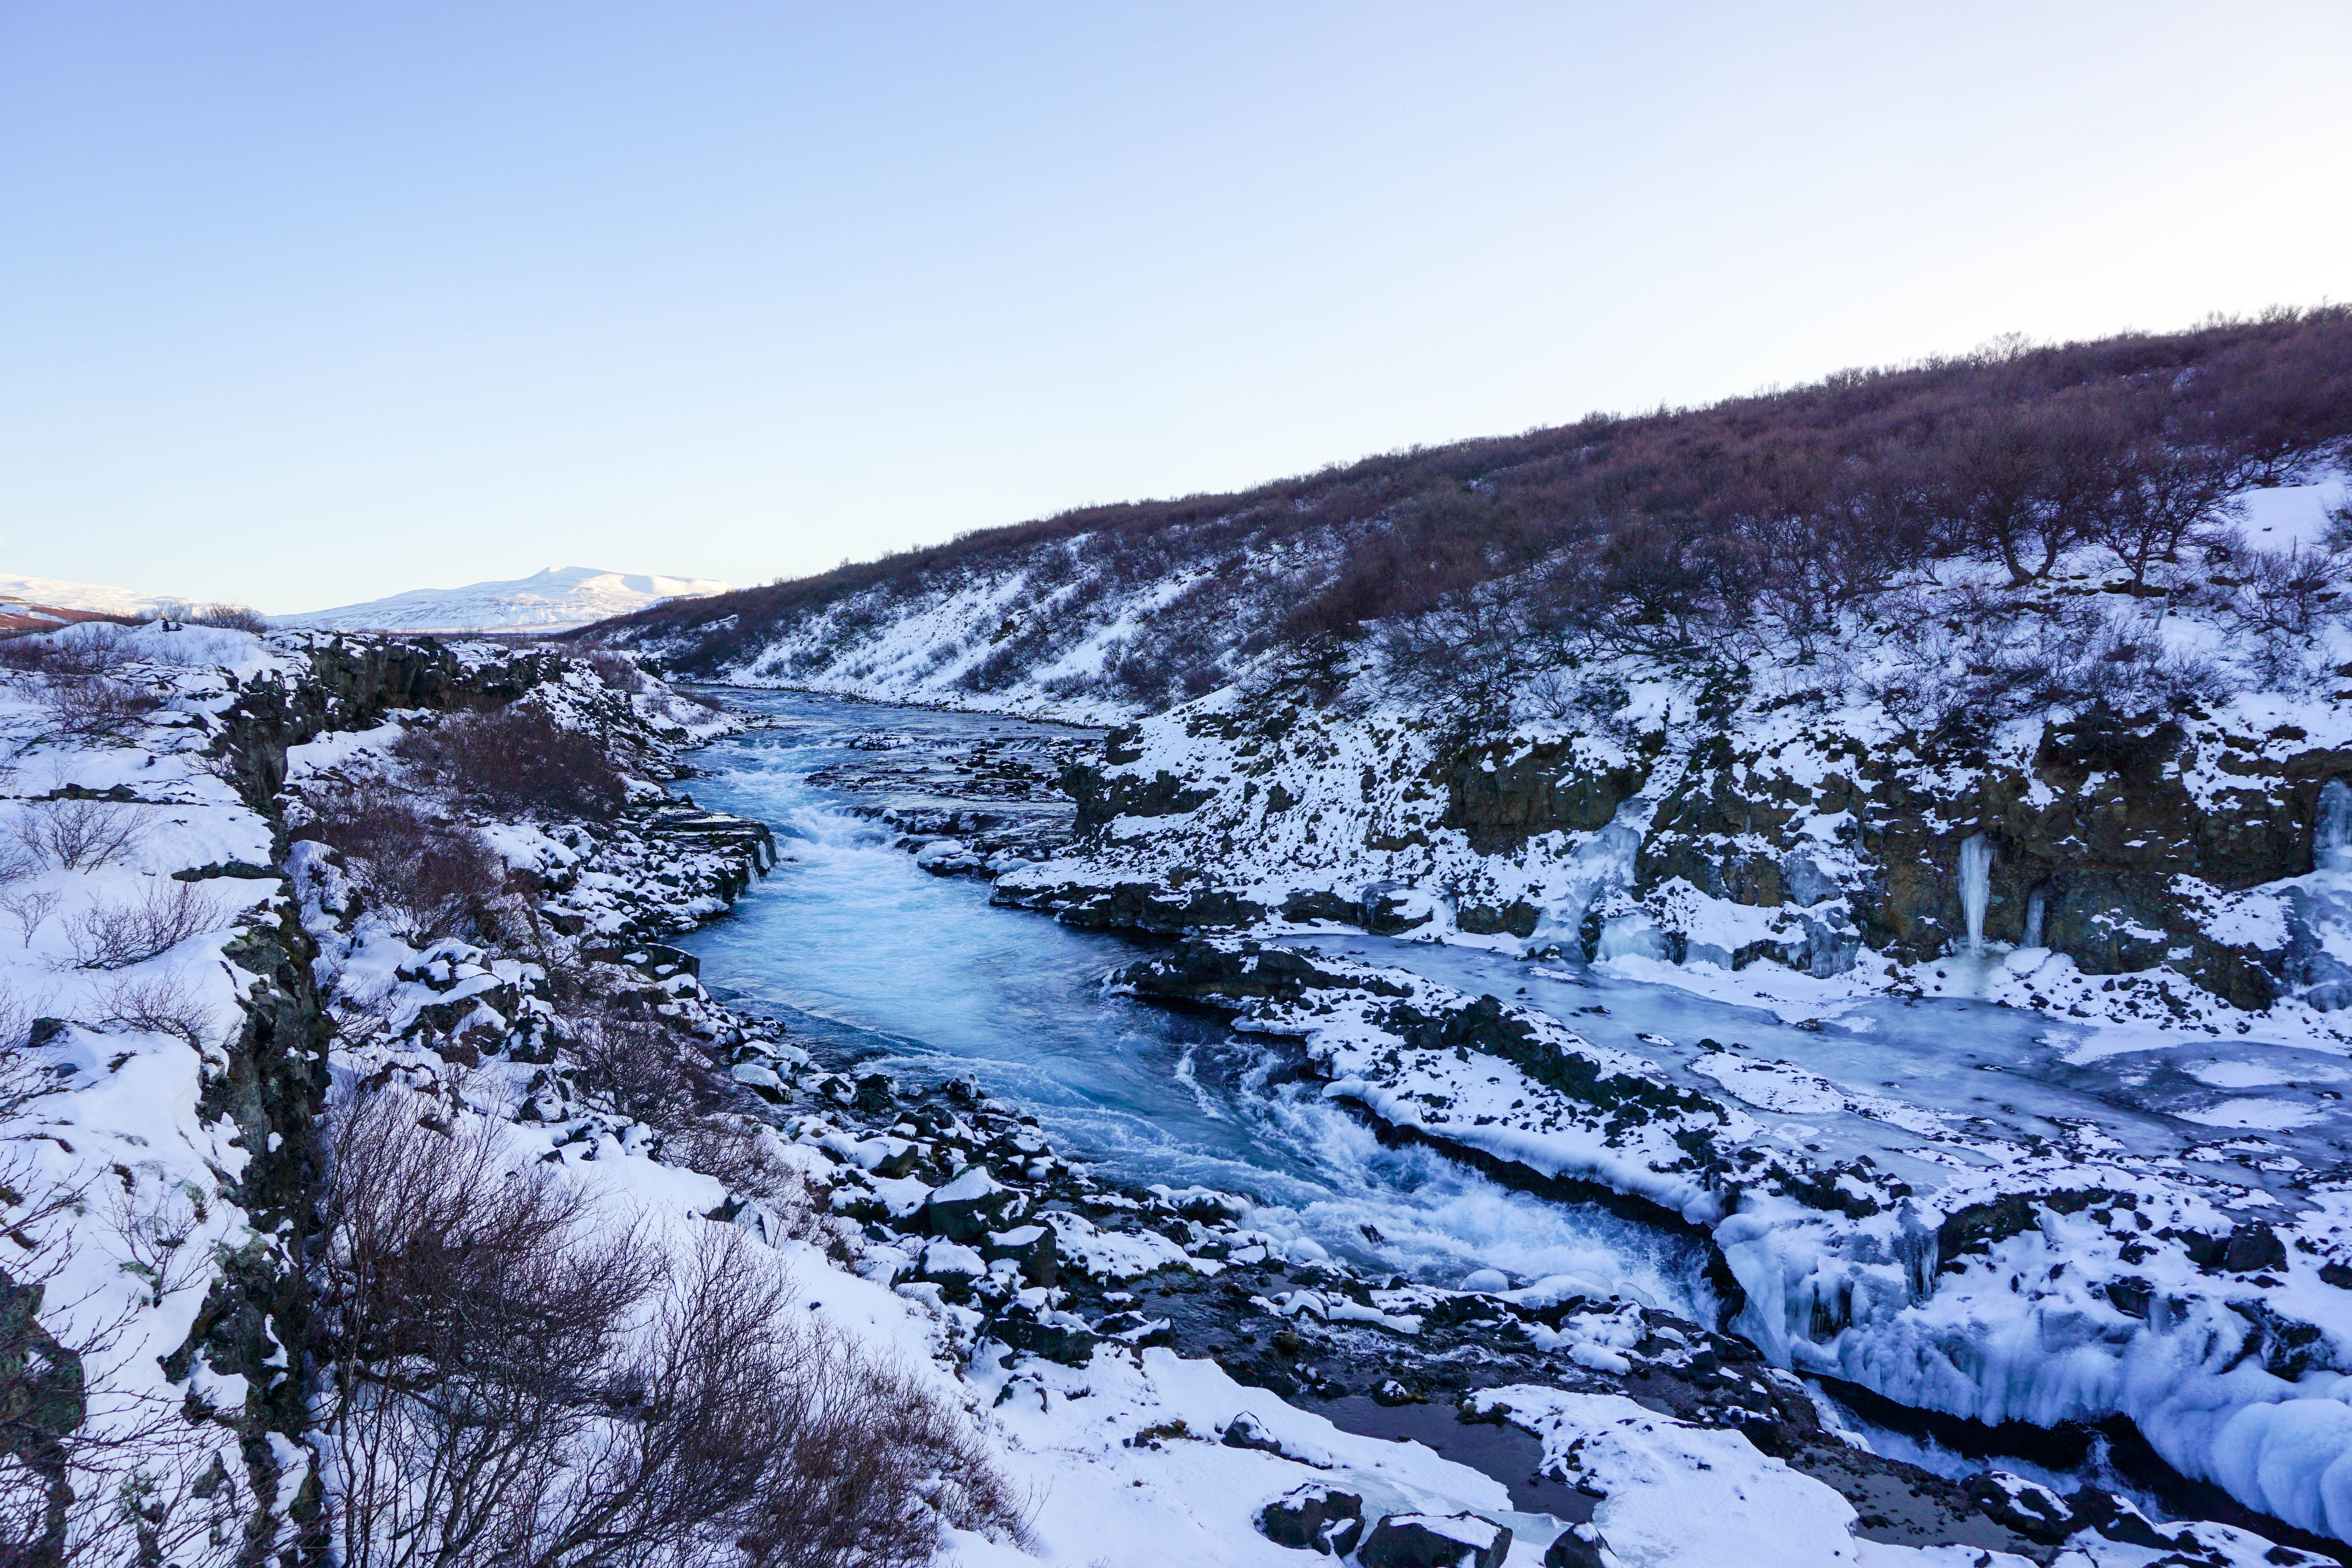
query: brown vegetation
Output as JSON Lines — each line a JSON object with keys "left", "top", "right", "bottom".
{"left": 393, "top": 704, "right": 627, "bottom": 822}
{"left": 317, "top": 1087, "right": 1024, "bottom": 1567}
{"left": 590, "top": 309, "right": 2352, "bottom": 702}
{"left": 301, "top": 785, "right": 516, "bottom": 944}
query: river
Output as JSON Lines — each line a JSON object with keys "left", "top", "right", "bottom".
{"left": 673, "top": 690, "right": 1710, "bottom": 1315}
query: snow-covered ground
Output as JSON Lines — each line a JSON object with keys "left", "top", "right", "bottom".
{"left": 7, "top": 615, "right": 2347, "bottom": 1564}
{"left": 278, "top": 563, "right": 731, "bottom": 633}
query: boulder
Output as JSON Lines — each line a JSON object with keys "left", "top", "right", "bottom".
{"left": 1256, "top": 1483, "right": 1363, "bottom": 1555}
{"left": 1961, "top": 1472, "right": 2076, "bottom": 1546}
{"left": 923, "top": 1165, "right": 1018, "bottom": 1243}
{"left": 2222, "top": 1221, "right": 2287, "bottom": 1273}
{"left": 989, "top": 1302, "right": 1095, "bottom": 1367}
{"left": 982, "top": 1222, "right": 1060, "bottom": 1286}
{"left": 1542, "top": 1523, "right": 1609, "bottom": 1568}
{"left": 1358, "top": 1512, "right": 1512, "bottom": 1568}
{"left": 1220, "top": 1411, "right": 1285, "bottom": 1454}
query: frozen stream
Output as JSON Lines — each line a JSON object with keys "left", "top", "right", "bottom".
{"left": 674, "top": 692, "right": 1706, "bottom": 1313}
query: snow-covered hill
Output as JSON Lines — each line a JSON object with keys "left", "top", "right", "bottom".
{"left": 0, "top": 569, "right": 178, "bottom": 619}
{"left": 279, "top": 564, "right": 730, "bottom": 633}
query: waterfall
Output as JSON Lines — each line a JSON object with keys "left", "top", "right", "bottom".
{"left": 2318, "top": 780, "right": 2352, "bottom": 876}
{"left": 2022, "top": 884, "right": 2047, "bottom": 950}
{"left": 1958, "top": 834, "right": 1991, "bottom": 957}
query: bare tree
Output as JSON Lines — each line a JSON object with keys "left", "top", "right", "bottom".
{"left": 301, "top": 786, "right": 515, "bottom": 944}
{"left": 2084, "top": 440, "right": 2243, "bottom": 586}
{"left": 1, "top": 890, "right": 62, "bottom": 950}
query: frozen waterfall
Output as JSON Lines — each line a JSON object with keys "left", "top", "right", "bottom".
{"left": 2317, "top": 779, "right": 2352, "bottom": 876}
{"left": 1958, "top": 833, "right": 1991, "bottom": 957}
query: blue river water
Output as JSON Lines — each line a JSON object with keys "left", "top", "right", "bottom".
{"left": 672, "top": 690, "right": 1711, "bottom": 1312}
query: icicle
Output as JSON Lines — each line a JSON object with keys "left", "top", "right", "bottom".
{"left": 1958, "top": 834, "right": 1991, "bottom": 958}
{"left": 2316, "top": 779, "right": 2352, "bottom": 876}
{"left": 2022, "top": 885, "right": 2047, "bottom": 950}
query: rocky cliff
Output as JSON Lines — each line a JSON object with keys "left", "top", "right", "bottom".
{"left": 995, "top": 533, "right": 2352, "bottom": 1045}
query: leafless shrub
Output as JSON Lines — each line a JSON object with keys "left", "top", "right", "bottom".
{"left": 586, "top": 651, "right": 644, "bottom": 693}
{"left": 0, "top": 1071, "right": 243, "bottom": 1564}
{"left": 0, "top": 837, "right": 36, "bottom": 889}
{"left": 1, "top": 889, "right": 62, "bottom": 949}
{"left": 678, "top": 1236, "right": 1027, "bottom": 1568}
{"left": 2324, "top": 481, "right": 2352, "bottom": 554}
{"left": 60, "top": 881, "right": 222, "bottom": 971}
{"left": 100, "top": 1178, "right": 210, "bottom": 1309}
{"left": 319, "top": 1088, "right": 665, "bottom": 1566}
{"left": 94, "top": 971, "right": 214, "bottom": 1048}
{"left": 394, "top": 704, "right": 627, "bottom": 822}
{"left": 42, "top": 678, "right": 161, "bottom": 742}
{"left": 302, "top": 785, "right": 515, "bottom": 943}
{"left": 0, "top": 628, "right": 134, "bottom": 679}
{"left": 183, "top": 604, "right": 272, "bottom": 634}
{"left": 319, "top": 1088, "right": 1019, "bottom": 1566}
{"left": 0, "top": 985, "right": 36, "bottom": 1059}
{"left": 1859, "top": 593, "right": 2234, "bottom": 744}
{"left": 566, "top": 1014, "right": 708, "bottom": 1131}
{"left": 12, "top": 798, "right": 148, "bottom": 871}
{"left": 2218, "top": 543, "right": 2348, "bottom": 638}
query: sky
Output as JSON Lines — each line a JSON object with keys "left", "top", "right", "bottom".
{"left": 2, "top": 2, "right": 2347, "bottom": 613}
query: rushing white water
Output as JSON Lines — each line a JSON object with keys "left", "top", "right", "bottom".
{"left": 1957, "top": 833, "right": 1991, "bottom": 957}
{"left": 2317, "top": 779, "right": 2352, "bottom": 876}
{"left": 676, "top": 692, "right": 1710, "bottom": 1312}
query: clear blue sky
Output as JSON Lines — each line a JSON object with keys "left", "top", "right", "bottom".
{"left": 3, "top": 2, "right": 2346, "bottom": 612}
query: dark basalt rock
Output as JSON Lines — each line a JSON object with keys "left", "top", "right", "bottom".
{"left": 1357, "top": 1512, "right": 1512, "bottom": 1568}
{"left": 988, "top": 1303, "right": 1095, "bottom": 1366}
{"left": 2222, "top": 1221, "right": 2288, "bottom": 1274}
{"left": 1962, "top": 1472, "right": 2078, "bottom": 1546}
{"left": 1066, "top": 760, "right": 1216, "bottom": 834}
{"left": 1935, "top": 1189, "right": 2129, "bottom": 1272}
{"left": 1456, "top": 900, "right": 1539, "bottom": 938}
{"left": 1542, "top": 1523, "right": 1609, "bottom": 1568}
{"left": 922, "top": 1167, "right": 1020, "bottom": 1243}
{"left": 1438, "top": 735, "right": 1649, "bottom": 855}
{"left": 1112, "top": 939, "right": 1407, "bottom": 1009}
{"left": 1220, "top": 1411, "right": 1287, "bottom": 1454}
{"left": 1283, "top": 888, "right": 1360, "bottom": 925}
{"left": 982, "top": 1222, "right": 1060, "bottom": 1287}
{"left": 1258, "top": 1483, "right": 1364, "bottom": 1555}
{"left": 997, "top": 877, "right": 1268, "bottom": 933}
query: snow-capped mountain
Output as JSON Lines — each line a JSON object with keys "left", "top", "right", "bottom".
{"left": 279, "top": 564, "right": 730, "bottom": 633}
{"left": 0, "top": 570, "right": 178, "bottom": 620}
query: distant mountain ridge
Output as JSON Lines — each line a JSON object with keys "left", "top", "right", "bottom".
{"left": 0, "top": 571, "right": 178, "bottom": 620}
{"left": 279, "top": 565, "right": 731, "bottom": 633}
